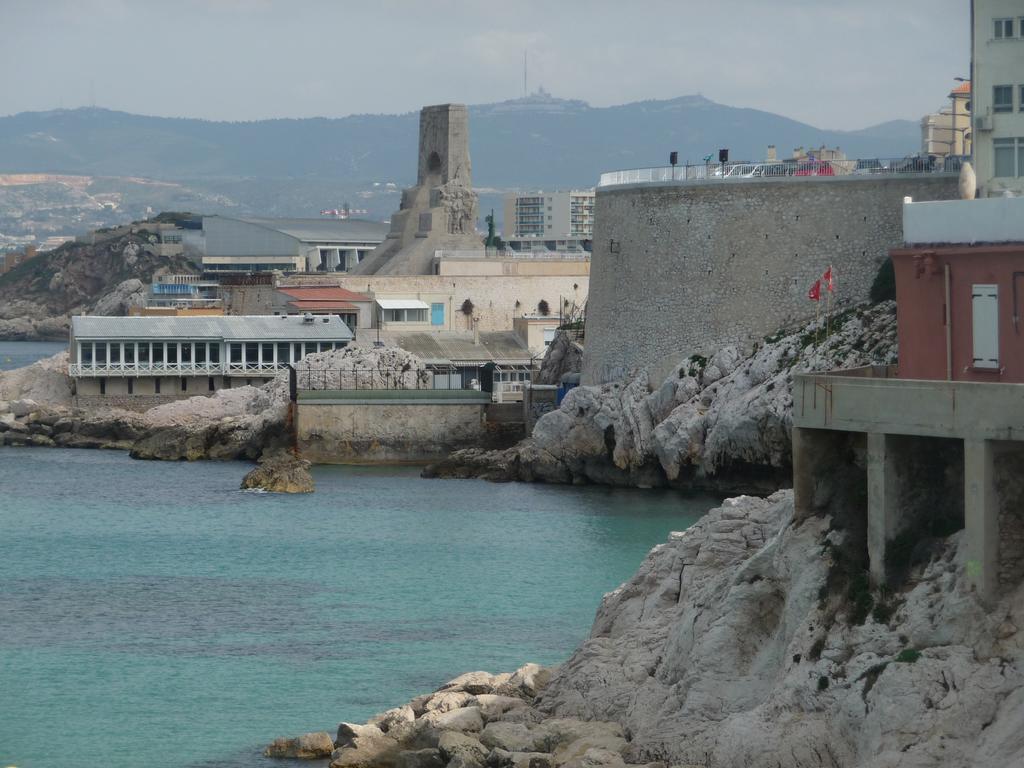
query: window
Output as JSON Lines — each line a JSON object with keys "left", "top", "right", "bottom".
{"left": 124, "top": 344, "right": 135, "bottom": 365}
{"left": 304, "top": 342, "right": 317, "bottom": 356}
{"left": 210, "top": 345, "right": 220, "bottom": 364}
{"left": 127, "top": 379, "right": 133, "bottom": 395}
{"left": 180, "top": 343, "right": 192, "bottom": 365}
{"left": 195, "top": 343, "right": 206, "bottom": 365}
{"left": 994, "top": 18, "right": 1014, "bottom": 38}
{"left": 1020, "top": 86, "right": 1024, "bottom": 112}
{"left": 431, "top": 303, "right": 445, "bottom": 326}
{"left": 155, "top": 378, "right": 161, "bottom": 394}
{"left": 230, "top": 343, "right": 242, "bottom": 364}
{"left": 994, "top": 138, "right": 1017, "bottom": 177}
{"left": 138, "top": 343, "right": 150, "bottom": 365}
{"left": 95, "top": 342, "right": 107, "bottom": 365}
{"left": 110, "top": 344, "right": 120, "bottom": 365}
{"left": 181, "top": 377, "right": 187, "bottom": 392}
{"left": 994, "top": 85, "right": 1013, "bottom": 113}
{"left": 208, "top": 377, "right": 215, "bottom": 392}
{"left": 81, "top": 343, "right": 93, "bottom": 366}
{"left": 99, "top": 378, "right": 106, "bottom": 395}
{"left": 277, "top": 342, "right": 290, "bottom": 366}
{"left": 262, "top": 342, "right": 275, "bottom": 365}
{"left": 383, "top": 308, "right": 428, "bottom": 323}
{"left": 167, "top": 344, "right": 178, "bottom": 365}
{"left": 245, "top": 342, "right": 258, "bottom": 366}
{"left": 972, "top": 284, "right": 999, "bottom": 369}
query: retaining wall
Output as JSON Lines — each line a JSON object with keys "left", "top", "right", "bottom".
{"left": 296, "top": 390, "right": 520, "bottom": 463}
{"left": 582, "top": 175, "right": 959, "bottom": 384}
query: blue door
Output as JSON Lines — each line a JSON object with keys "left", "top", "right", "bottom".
{"left": 431, "top": 303, "right": 445, "bottom": 326}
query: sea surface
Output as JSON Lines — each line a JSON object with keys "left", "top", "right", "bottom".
{"left": 0, "top": 340, "right": 66, "bottom": 371}
{"left": 0, "top": 447, "right": 717, "bottom": 768}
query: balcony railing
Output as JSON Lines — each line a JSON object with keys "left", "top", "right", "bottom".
{"left": 68, "top": 361, "right": 289, "bottom": 377}
{"left": 598, "top": 156, "right": 964, "bottom": 188}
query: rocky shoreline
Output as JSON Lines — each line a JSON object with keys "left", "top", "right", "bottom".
{"left": 268, "top": 490, "right": 1024, "bottom": 767}
{"left": 264, "top": 663, "right": 658, "bottom": 768}
{"left": 425, "top": 302, "right": 897, "bottom": 492}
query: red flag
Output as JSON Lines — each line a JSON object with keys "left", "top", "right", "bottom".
{"left": 823, "top": 266, "right": 835, "bottom": 293}
{"left": 808, "top": 279, "right": 821, "bottom": 301}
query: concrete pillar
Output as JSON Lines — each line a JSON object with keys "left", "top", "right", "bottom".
{"left": 965, "top": 439, "right": 999, "bottom": 602}
{"left": 867, "top": 432, "right": 903, "bottom": 586}
{"left": 791, "top": 427, "right": 848, "bottom": 522}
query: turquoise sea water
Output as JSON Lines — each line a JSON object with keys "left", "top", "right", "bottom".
{"left": 0, "top": 447, "right": 716, "bottom": 768}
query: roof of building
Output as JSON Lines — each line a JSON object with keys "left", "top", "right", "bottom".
{"left": 277, "top": 286, "right": 372, "bottom": 302}
{"left": 71, "top": 314, "right": 354, "bottom": 341}
{"left": 367, "top": 330, "right": 533, "bottom": 365}
{"left": 286, "top": 300, "right": 359, "bottom": 311}
{"left": 206, "top": 215, "right": 389, "bottom": 244}
{"left": 377, "top": 298, "right": 431, "bottom": 310}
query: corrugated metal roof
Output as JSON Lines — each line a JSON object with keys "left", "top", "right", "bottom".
{"left": 71, "top": 314, "right": 354, "bottom": 341}
{"left": 378, "top": 299, "right": 431, "bottom": 310}
{"left": 210, "top": 216, "right": 389, "bottom": 243}
{"left": 277, "top": 286, "right": 372, "bottom": 302}
{"left": 366, "top": 330, "right": 533, "bottom": 364}
{"left": 287, "top": 300, "right": 359, "bottom": 311}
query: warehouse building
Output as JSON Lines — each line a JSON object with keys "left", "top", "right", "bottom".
{"left": 202, "top": 216, "right": 389, "bottom": 273}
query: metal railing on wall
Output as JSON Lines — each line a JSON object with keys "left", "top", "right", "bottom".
{"left": 294, "top": 365, "right": 468, "bottom": 392}
{"left": 597, "top": 155, "right": 965, "bottom": 188}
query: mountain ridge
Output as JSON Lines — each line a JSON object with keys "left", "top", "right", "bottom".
{"left": 0, "top": 94, "right": 921, "bottom": 189}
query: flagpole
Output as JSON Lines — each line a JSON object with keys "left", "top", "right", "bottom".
{"left": 825, "top": 278, "right": 831, "bottom": 342}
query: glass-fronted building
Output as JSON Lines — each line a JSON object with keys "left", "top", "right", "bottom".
{"left": 69, "top": 315, "right": 353, "bottom": 400}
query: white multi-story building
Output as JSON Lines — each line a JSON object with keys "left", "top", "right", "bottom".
{"left": 502, "top": 190, "right": 595, "bottom": 246}
{"left": 972, "top": 0, "right": 1024, "bottom": 196}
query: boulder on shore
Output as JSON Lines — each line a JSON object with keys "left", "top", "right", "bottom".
{"left": 264, "top": 731, "right": 335, "bottom": 759}
{"left": 241, "top": 448, "right": 314, "bottom": 493}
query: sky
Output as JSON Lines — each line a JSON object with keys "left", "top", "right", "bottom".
{"left": 0, "top": 0, "right": 970, "bottom": 130}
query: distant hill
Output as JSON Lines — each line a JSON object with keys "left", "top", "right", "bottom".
{"left": 0, "top": 94, "right": 920, "bottom": 190}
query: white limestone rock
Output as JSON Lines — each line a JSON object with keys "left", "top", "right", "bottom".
{"left": 422, "top": 691, "right": 476, "bottom": 714}
{"left": 437, "top": 670, "right": 513, "bottom": 696}
{"left": 537, "top": 491, "right": 1024, "bottom": 767}
{"left": 296, "top": 344, "right": 430, "bottom": 391}
{"left": 92, "top": 278, "right": 146, "bottom": 316}
{"left": 423, "top": 706, "right": 484, "bottom": 732}
{"left": 264, "top": 731, "right": 335, "bottom": 759}
{"left": 0, "top": 351, "right": 73, "bottom": 408}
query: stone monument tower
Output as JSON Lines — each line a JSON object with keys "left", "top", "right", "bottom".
{"left": 353, "top": 104, "right": 481, "bottom": 275}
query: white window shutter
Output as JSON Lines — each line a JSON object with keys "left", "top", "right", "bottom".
{"left": 972, "top": 284, "right": 999, "bottom": 369}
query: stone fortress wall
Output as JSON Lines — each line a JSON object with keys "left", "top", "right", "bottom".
{"left": 581, "top": 175, "right": 959, "bottom": 384}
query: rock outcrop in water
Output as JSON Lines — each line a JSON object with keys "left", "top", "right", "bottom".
{"left": 286, "top": 492, "right": 1024, "bottom": 767}
{"left": 425, "top": 302, "right": 897, "bottom": 491}
{"left": 241, "top": 448, "right": 314, "bottom": 493}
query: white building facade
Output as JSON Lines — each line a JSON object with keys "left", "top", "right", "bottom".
{"left": 972, "top": 0, "right": 1024, "bottom": 196}
{"left": 69, "top": 315, "right": 353, "bottom": 401}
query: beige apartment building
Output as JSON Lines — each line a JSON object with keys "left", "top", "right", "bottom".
{"left": 972, "top": 0, "right": 1024, "bottom": 196}
{"left": 921, "top": 81, "right": 973, "bottom": 157}
{"left": 502, "top": 190, "right": 594, "bottom": 247}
